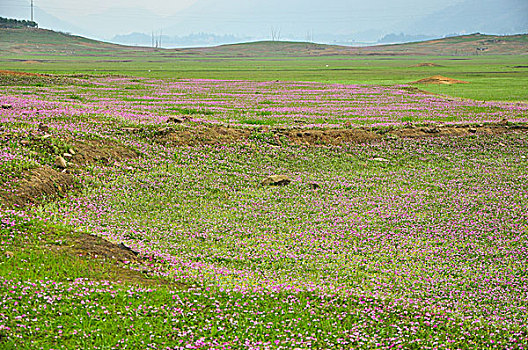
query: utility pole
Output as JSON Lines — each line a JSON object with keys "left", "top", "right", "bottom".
{"left": 31, "top": 0, "right": 34, "bottom": 22}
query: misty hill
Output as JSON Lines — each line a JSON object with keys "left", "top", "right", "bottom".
{"left": 1, "top": 28, "right": 527, "bottom": 57}
{"left": 0, "top": 28, "right": 129, "bottom": 55}
{"left": 176, "top": 34, "right": 528, "bottom": 57}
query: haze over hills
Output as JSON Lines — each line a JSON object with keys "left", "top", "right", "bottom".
{"left": 0, "top": 0, "right": 526, "bottom": 46}
{"left": 1, "top": 28, "right": 527, "bottom": 57}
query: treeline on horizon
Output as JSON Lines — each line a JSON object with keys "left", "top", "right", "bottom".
{"left": 0, "top": 17, "right": 38, "bottom": 29}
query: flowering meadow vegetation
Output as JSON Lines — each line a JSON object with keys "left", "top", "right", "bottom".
{"left": 0, "top": 76, "right": 527, "bottom": 349}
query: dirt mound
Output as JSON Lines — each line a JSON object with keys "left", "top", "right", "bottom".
{"left": 411, "top": 63, "right": 443, "bottom": 67}
{"left": 159, "top": 125, "right": 380, "bottom": 146}
{"left": 0, "top": 135, "right": 139, "bottom": 209}
{"left": 71, "top": 139, "right": 139, "bottom": 165}
{"left": 42, "top": 229, "right": 183, "bottom": 287}
{"left": 0, "top": 70, "right": 44, "bottom": 77}
{"left": 285, "top": 128, "right": 379, "bottom": 145}
{"left": 158, "top": 125, "right": 251, "bottom": 145}
{"left": 159, "top": 122, "right": 527, "bottom": 147}
{"left": 60, "top": 233, "right": 181, "bottom": 287}
{"left": 411, "top": 75, "right": 469, "bottom": 85}
{"left": 0, "top": 166, "right": 76, "bottom": 208}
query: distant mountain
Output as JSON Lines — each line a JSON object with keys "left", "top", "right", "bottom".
{"left": 377, "top": 33, "right": 436, "bottom": 44}
{"left": 2, "top": 28, "right": 527, "bottom": 57}
{"left": 405, "top": 0, "right": 528, "bottom": 36}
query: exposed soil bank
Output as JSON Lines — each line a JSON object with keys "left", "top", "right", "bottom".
{"left": 159, "top": 122, "right": 528, "bottom": 146}
{"left": 0, "top": 137, "right": 139, "bottom": 209}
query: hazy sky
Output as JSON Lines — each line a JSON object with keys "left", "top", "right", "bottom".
{"left": 1, "top": 0, "right": 526, "bottom": 44}
{"left": 4, "top": 0, "right": 196, "bottom": 16}
{"left": 4, "top": 0, "right": 464, "bottom": 18}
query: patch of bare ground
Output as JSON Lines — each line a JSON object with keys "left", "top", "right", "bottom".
{"left": 157, "top": 125, "right": 251, "bottom": 145}
{"left": 156, "top": 122, "right": 528, "bottom": 147}
{"left": 285, "top": 128, "right": 379, "bottom": 145}
{"left": 0, "top": 70, "right": 45, "bottom": 77}
{"left": 0, "top": 166, "right": 75, "bottom": 208}
{"left": 0, "top": 136, "right": 139, "bottom": 209}
{"left": 396, "top": 86, "right": 438, "bottom": 95}
{"left": 70, "top": 139, "right": 139, "bottom": 165}
{"left": 0, "top": 70, "right": 82, "bottom": 86}
{"left": 46, "top": 231, "right": 184, "bottom": 288}
{"left": 410, "top": 63, "right": 444, "bottom": 67}
{"left": 411, "top": 75, "right": 469, "bottom": 85}
{"left": 391, "top": 122, "right": 528, "bottom": 138}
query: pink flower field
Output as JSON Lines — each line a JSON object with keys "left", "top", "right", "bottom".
{"left": 0, "top": 76, "right": 527, "bottom": 349}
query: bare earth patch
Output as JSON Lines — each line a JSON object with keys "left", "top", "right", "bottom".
{"left": 159, "top": 122, "right": 527, "bottom": 147}
{"left": 0, "top": 138, "right": 138, "bottom": 209}
{"left": 411, "top": 75, "right": 470, "bottom": 85}
{"left": 410, "top": 63, "right": 444, "bottom": 67}
{"left": 48, "top": 232, "right": 183, "bottom": 288}
{"left": 0, "top": 166, "right": 75, "bottom": 208}
{"left": 70, "top": 139, "right": 139, "bottom": 165}
{"left": 0, "top": 70, "right": 45, "bottom": 77}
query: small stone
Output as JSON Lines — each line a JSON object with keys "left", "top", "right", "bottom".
{"left": 21, "top": 140, "right": 30, "bottom": 145}
{"left": 1, "top": 104, "right": 12, "bottom": 109}
{"left": 468, "top": 127, "right": 477, "bottom": 133}
{"left": 425, "top": 127, "right": 439, "bottom": 133}
{"left": 63, "top": 153, "right": 73, "bottom": 158}
{"left": 167, "top": 116, "right": 185, "bottom": 123}
{"left": 308, "top": 182, "right": 320, "bottom": 189}
{"left": 38, "top": 123, "right": 49, "bottom": 132}
{"left": 42, "top": 134, "right": 52, "bottom": 139}
{"left": 68, "top": 148, "right": 75, "bottom": 155}
{"left": 372, "top": 157, "right": 390, "bottom": 163}
{"left": 122, "top": 127, "right": 140, "bottom": 133}
{"left": 5, "top": 251, "right": 14, "bottom": 258}
{"left": 118, "top": 243, "right": 139, "bottom": 256}
{"left": 261, "top": 175, "right": 291, "bottom": 186}
{"left": 55, "top": 156, "right": 67, "bottom": 168}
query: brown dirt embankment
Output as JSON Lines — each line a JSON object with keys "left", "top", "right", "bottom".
{"left": 157, "top": 122, "right": 527, "bottom": 147}
{"left": 0, "top": 137, "right": 139, "bottom": 209}
{"left": 411, "top": 75, "right": 469, "bottom": 85}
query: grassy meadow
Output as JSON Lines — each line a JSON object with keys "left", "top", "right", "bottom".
{"left": 1, "top": 54, "right": 528, "bottom": 101}
{"left": 0, "top": 30, "right": 527, "bottom": 349}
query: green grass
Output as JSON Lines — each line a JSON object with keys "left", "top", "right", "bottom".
{"left": 1, "top": 45, "right": 527, "bottom": 101}
{"left": 2, "top": 133, "right": 527, "bottom": 348}
{"left": 2, "top": 55, "right": 526, "bottom": 101}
